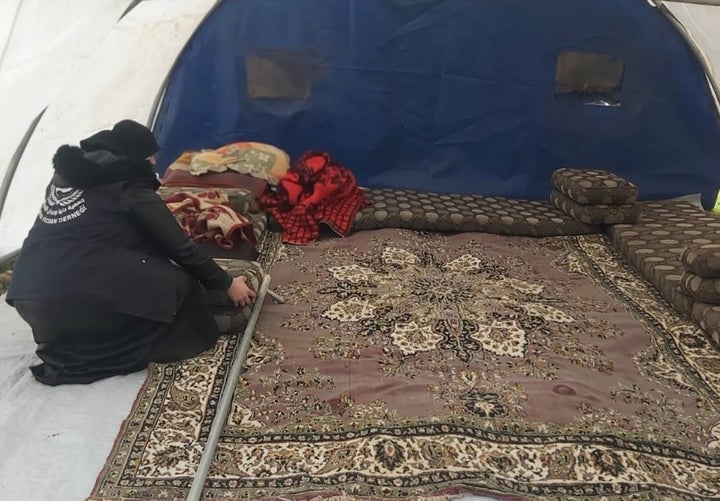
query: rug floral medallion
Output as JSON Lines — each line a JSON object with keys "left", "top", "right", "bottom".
{"left": 89, "top": 229, "right": 720, "bottom": 501}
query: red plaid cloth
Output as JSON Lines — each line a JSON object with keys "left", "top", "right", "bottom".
{"left": 163, "top": 190, "right": 256, "bottom": 249}
{"left": 260, "top": 152, "right": 369, "bottom": 245}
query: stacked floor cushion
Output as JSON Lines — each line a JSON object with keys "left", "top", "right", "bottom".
{"left": 607, "top": 201, "right": 720, "bottom": 347}
{"left": 551, "top": 168, "right": 641, "bottom": 225}
{"left": 354, "top": 188, "right": 601, "bottom": 237}
{"left": 681, "top": 244, "right": 720, "bottom": 278}
{"left": 206, "top": 259, "right": 265, "bottom": 333}
{"left": 679, "top": 245, "right": 720, "bottom": 339}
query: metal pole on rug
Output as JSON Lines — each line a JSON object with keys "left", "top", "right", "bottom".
{"left": 267, "top": 289, "right": 285, "bottom": 304}
{"left": 186, "top": 274, "right": 272, "bottom": 501}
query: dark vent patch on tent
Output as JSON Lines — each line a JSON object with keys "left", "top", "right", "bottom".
{"left": 556, "top": 51, "right": 624, "bottom": 93}
{"left": 246, "top": 50, "right": 326, "bottom": 100}
{"left": 555, "top": 51, "right": 623, "bottom": 106}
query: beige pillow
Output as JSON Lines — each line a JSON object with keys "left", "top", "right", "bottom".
{"left": 189, "top": 142, "right": 290, "bottom": 185}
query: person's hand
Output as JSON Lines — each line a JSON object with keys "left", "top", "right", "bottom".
{"left": 226, "top": 276, "right": 256, "bottom": 308}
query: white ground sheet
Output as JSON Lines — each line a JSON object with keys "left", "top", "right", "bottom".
{"left": 0, "top": 298, "right": 146, "bottom": 501}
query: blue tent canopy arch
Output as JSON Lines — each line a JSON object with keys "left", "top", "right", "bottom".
{"left": 152, "top": 0, "right": 720, "bottom": 208}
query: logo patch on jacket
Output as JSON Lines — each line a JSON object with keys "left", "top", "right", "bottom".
{"left": 39, "top": 183, "right": 87, "bottom": 224}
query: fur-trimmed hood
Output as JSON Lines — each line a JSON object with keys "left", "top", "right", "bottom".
{"left": 52, "top": 145, "right": 159, "bottom": 189}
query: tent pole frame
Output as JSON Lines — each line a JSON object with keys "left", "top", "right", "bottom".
{"left": 2, "top": 1, "right": 719, "bottom": 262}
{"left": 186, "top": 274, "right": 272, "bottom": 501}
{"left": 147, "top": 0, "right": 226, "bottom": 132}
{"left": 661, "top": 0, "right": 720, "bottom": 6}
{"left": 0, "top": 108, "right": 47, "bottom": 222}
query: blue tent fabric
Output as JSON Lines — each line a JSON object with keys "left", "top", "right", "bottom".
{"left": 153, "top": 0, "right": 720, "bottom": 208}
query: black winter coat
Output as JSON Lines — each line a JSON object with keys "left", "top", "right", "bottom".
{"left": 7, "top": 146, "right": 232, "bottom": 318}
{"left": 6, "top": 146, "right": 233, "bottom": 385}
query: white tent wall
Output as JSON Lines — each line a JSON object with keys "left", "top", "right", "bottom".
{"left": 664, "top": 1, "right": 720, "bottom": 108}
{"left": 0, "top": 3, "right": 215, "bottom": 501}
{"left": 0, "top": 0, "right": 23, "bottom": 58}
{"left": 667, "top": 3, "right": 720, "bottom": 77}
{"left": 0, "top": 0, "right": 216, "bottom": 256}
{"left": 0, "top": 2, "right": 720, "bottom": 500}
{"left": 0, "top": 0, "right": 132, "bottom": 217}
{"left": 0, "top": 0, "right": 127, "bottom": 72}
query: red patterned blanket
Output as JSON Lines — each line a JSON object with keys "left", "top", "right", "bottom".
{"left": 261, "top": 152, "right": 369, "bottom": 244}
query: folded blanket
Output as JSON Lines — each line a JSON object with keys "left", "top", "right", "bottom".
{"left": 159, "top": 186, "right": 260, "bottom": 215}
{"left": 260, "top": 152, "right": 369, "bottom": 245}
{"left": 163, "top": 191, "right": 256, "bottom": 249}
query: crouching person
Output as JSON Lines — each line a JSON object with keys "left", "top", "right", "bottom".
{"left": 6, "top": 120, "right": 255, "bottom": 386}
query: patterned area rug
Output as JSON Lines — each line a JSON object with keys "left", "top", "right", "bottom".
{"left": 89, "top": 229, "right": 720, "bottom": 501}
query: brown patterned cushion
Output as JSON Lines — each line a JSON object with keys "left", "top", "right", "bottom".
{"left": 680, "top": 272, "right": 720, "bottom": 305}
{"left": 552, "top": 168, "right": 637, "bottom": 205}
{"left": 691, "top": 302, "right": 720, "bottom": 347}
{"left": 608, "top": 200, "right": 720, "bottom": 347}
{"left": 550, "top": 189, "right": 641, "bottom": 225}
{"left": 207, "top": 259, "right": 265, "bottom": 333}
{"left": 681, "top": 244, "right": 720, "bottom": 279}
{"left": 353, "top": 188, "right": 601, "bottom": 237}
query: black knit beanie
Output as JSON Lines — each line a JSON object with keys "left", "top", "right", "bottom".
{"left": 80, "top": 120, "right": 160, "bottom": 160}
